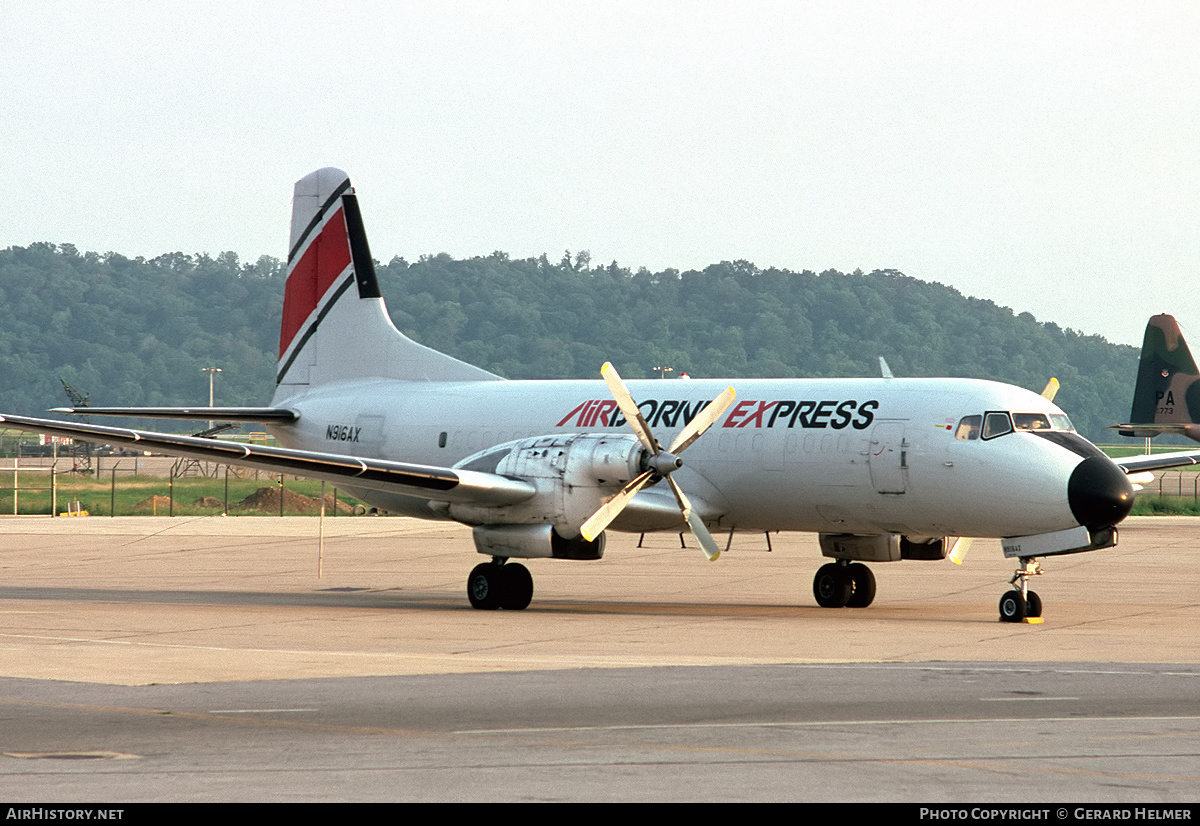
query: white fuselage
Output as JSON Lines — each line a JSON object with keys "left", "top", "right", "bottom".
{"left": 270, "top": 375, "right": 1085, "bottom": 539}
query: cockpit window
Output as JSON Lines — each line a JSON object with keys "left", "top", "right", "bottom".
{"left": 955, "top": 415, "right": 982, "bottom": 440}
{"left": 956, "top": 411, "right": 1075, "bottom": 442}
{"left": 1049, "top": 413, "right": 1074, "bottom": 431}
{"left": 1013, "top": 412, "right": 1075, "bottom": 432}
{"left": 982, "top": 411, "right": 1013, "bottom": 439}
{"left": 1012, "top": 412, "right": 1051, "bottom": 430}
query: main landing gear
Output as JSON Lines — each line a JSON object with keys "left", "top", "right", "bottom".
{"left": 468, "top": 559, "right": 534, "bottom": 610}
{"left": 812, "top": 561, "right": 876, "bottom": 608}
{"left": 998, "top": 557, "right": 1042, "bottom": 623}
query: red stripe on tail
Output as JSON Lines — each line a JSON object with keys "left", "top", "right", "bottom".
{"left": 279, "top": 207, "right": 353, "bottom": 357}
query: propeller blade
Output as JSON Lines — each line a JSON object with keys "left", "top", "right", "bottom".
{"left": 580, "top": 470, "right": 654, "bottom": 542}
{"left": 668, "top": 386, "right": 736, "bottom": 455}
{"left": 667, "top": 476, "right": 721, "bottom": 561}
{"left": 601, "top": 362, "right": 658, "bottom": 453}
{"left": 587, "top": 362, "right": 730, "bottom": 560}
{"left": 949, "top": 537, "right": 974, "bottom": 565}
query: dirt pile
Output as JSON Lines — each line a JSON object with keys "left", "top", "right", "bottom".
{"left": 234, "top": 487, "right": 355, "bottom": 514}
{"left": 134, "top": 495, "right": 173, "bottom": 513}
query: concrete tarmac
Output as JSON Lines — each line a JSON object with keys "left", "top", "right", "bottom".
{"left": 2, "top": 515, "right": 1199, "bottom": 683}
{"left": 1, "top": 515, "right": 1199, "bottom": 801}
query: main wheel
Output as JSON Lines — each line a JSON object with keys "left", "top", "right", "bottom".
{"left": 499, "top": 563, "right": 534, "bottom": 610}
{"left": 845, "top": 563, "right": 876, "bottom": 608}
{"left": 999, "top": 590, "right": 1026, "bottom": 622}
{"left": 468, "top": 563, "right": 503, "bottom": 610}
{"left": 813, "top": 563, "right": 852, "bottom": 608}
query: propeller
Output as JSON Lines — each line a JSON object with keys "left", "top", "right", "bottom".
{"left": 948, "top": 536, "right": 974, "bottom": 565}
{"left": 579, "top": 362, "right": 735, "bottom": 560}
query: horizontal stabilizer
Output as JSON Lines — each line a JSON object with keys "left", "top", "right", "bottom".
{"left": 1109, "top": 423, "right": 1200, "bottom": 441}
{"left": 49, "top": 407, "right": 299, "bottom": 423}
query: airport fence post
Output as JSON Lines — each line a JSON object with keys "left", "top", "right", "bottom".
{"left": 169, "top": 465, "right": 175, "bottom": 516}
{"left": 279, "top": 474, "right": 284, "bottom": 516}
{"left": 224, "top": 465, "right": 229, "bottom": 515}
{"left": 110, "top": 465, "right": 116, "bottom": 517}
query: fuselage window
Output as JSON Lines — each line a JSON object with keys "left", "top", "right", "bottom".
{"left": 955, "top": 415, "right": 982, "bottom": 440}
{"left": 982, "top": 411, "right": 1013, "bottom": 439}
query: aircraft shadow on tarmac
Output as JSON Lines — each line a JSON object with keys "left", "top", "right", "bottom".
{"left": 0, "top": 583, "right": 1006, "bottom": 623}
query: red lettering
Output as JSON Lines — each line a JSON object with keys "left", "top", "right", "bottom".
{"left": 592, "top": 399, "right": 618, "bottom": 427}
{"left": 737, "top": 400, "right": 778, "bottom": 428}
{"left": 556, "top": 400, "right": 590, "bottom": 427}
{"left": 723, "top": 400, "right": 755, "bottom": 428}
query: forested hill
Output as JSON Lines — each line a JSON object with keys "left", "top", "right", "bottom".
{"left": 0, "top": 243, "right": 1138, "bottom": 442}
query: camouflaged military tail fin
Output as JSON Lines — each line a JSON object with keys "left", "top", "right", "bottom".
{"left": 1115, "top": 314, "right": 1200, "bottom": 443}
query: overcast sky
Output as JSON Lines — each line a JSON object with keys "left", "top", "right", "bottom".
{"left": 4, "top": 0, "right": 1198, "bottom": 347}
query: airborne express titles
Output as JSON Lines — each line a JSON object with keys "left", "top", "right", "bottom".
{"left": 556, "top": 397, "right": 880, "bottom": 431}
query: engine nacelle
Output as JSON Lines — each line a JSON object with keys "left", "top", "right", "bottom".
{"left": 900, "top": 536, "right": 953, "bottom": 560}
{"left": 820, "top": 533, "right": 901, "bottom": 562}
{"left": 472, "top": 524, "right": 605, "bottom": 560}
{"left": 819, "top": 534, "right": 956, "bottom": 562}
{"left": 446, "top": 433, "right": 645, "bottom": 536}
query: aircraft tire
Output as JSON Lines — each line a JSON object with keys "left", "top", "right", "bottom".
{"left": 499, "top": 563, "right": 534, "bottom": 610}
{"left": 813, "top": 563, "right": 852, "bottom": 608}
{"left": 998, "top": 590, "right": 1026, "bottom": 622}
{"left": 468, "top": 563, "right": 503, "bottom": 610}
{"left": 1024, "top": 590, "right": 1042, "bottom": 618}
{"left": 845, "top": 563, "right": 876, "bottom": 608}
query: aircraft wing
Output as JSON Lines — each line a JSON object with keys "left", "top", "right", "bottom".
{"left": 0, "top": 414, "right": 534, "bottom": 508}
{"left": 49, "top": 406, "right": 298, "bottom": 423}
{"left": 1112, "top": 450, "right": 1200, "bottom": 474}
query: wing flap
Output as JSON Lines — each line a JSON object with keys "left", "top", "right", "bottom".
{"left": 0, "top": 414, "right": 533, "bottom": 507}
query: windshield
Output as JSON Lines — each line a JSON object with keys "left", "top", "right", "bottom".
{"left": 1013, "top": 412, "right": 1074, "bottom": 432}
{"left": 956, "top": 411, "right": 1074, "bottom": 441}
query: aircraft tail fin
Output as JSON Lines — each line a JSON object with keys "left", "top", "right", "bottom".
{"left": 274, "top": 168, "right": 499, "bottom": 396}
{"left": 1116, "top": 314, "right": 1200, "bottom": 442}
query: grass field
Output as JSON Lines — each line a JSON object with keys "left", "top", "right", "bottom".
{"left": 0, "top": 473, "right": 366, "bottom": 517}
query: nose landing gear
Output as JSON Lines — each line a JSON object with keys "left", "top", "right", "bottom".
{"left": 999, "top": 557, "right": 1043, "bottom": 623}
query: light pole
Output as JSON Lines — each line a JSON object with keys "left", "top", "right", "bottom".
{"left": 201, "top": 367, "right": 221, "bottom": 429}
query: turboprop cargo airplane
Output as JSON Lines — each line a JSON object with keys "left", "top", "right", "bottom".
{"left": 4, "top": 168, "right": 1198, "bottom": 622}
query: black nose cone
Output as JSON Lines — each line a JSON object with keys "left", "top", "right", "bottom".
{"left": 1068, "top": 456, "right": 1135, "bottom": 530}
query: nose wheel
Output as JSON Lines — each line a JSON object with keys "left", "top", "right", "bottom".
{"left": 999, "top": 557, "right": 1042, "bottom": 623}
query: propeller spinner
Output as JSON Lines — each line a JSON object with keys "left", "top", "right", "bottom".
{"left": 579, "top": 363, "right": 735, "bottom": 560}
